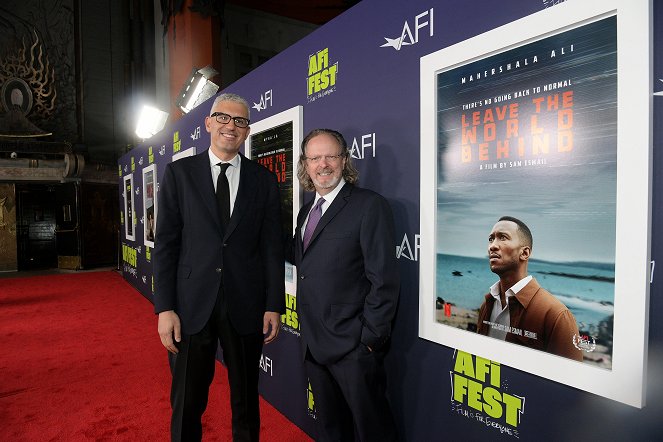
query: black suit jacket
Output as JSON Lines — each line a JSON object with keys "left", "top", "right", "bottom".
{"left": 154, "top": 150, "right": 285, "bottom": 335}
{"left": 290, "top": 183, "right": 399, "bottom": 365}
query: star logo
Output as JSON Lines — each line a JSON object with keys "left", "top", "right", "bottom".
{"left": 379, "top": 9, "right": 433, "bottom": 52}
{"left": 380, "top": 36, "right": 411, "bottom": 51}
{"left": 190, "top": 127, "right": 201, "bottom": 140}
{"left": 253, "top": 90, "right": 272, "bottom": 112}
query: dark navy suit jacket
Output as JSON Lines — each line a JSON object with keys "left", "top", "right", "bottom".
{"left": 153, "top": 150, "right": 285, "bottom": 335}
{"left": 291, "top": 183, "right": 399, "bottom": 365}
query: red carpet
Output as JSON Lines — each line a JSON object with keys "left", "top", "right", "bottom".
{"left": 0, "top": 271, "right": 312, "bottom": 441}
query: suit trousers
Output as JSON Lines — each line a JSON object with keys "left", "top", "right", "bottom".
{"left": 169, "top": 289, "right": 263, "bottom": 442}
{"left": 305, "top": 346, "right": 398, "bottom": 442}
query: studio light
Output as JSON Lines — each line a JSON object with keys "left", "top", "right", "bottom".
{"left": 176, "top": 66, "right": 219, "bottom": 114}
{"left": 135, "top": 105, "right": 169, "bottom": 139}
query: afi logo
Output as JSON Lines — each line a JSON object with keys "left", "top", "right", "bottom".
{"left": 350, "top": 133, "right": 376, "bottom": 159}
{"left": 259, "top": 354, "right": 273, "bottom": 376}
{"left": 252, "top": 90, "right": 273, "bottom": 112}
{"left": 381, "top": 8, "right": 434, "bottom": 51}
{"left": 396, "top": 233, "right": 420, "bottom": 261}
{"left": 190, "top": 126, "right": 201, "bottom": 140}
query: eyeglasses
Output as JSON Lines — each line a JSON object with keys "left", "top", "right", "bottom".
{"left": 304, "top": 153, "right": 346, "bottom": 163}
{"left": 210, "top": 112, "right": 250, "bottom": 128}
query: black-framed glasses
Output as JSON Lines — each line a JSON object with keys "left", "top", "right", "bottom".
{"left": 304, "top": 153, "right": 346, "bottom": 163}
{"left": 210, "top": 112, "right": 250, "bottom": 128}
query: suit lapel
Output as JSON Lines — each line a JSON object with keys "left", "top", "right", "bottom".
{"left": 224, "top": 154, "right": 257, "bottom": 240}
{"left": 190, "top": 151, "right": 223, "bottom": 230}
{"left": 303, "top": 183, "right": 352, "bottom": 254}
{"left": 296, "top": 199, "right": 313, "bottom": 257}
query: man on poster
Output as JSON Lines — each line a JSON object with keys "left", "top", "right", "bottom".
{"left": 477, "top": 216, "right": 583, "bottom": 361}
{"left": 287, "top": 128, "right": 399, "bottom": 441}
{"left": 154, "top": 93, "right": 285, "bottom": 441}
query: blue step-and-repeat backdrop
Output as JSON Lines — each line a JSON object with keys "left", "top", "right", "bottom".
{"left": 119, "top": 0, "right": 662, "bottom": 439}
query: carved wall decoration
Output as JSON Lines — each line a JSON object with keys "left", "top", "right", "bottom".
{"left": 0, "top": 1, "right": 77, "bottom": 143}
{"left": 0, "top": 30, "right": 56, "bottom": 118}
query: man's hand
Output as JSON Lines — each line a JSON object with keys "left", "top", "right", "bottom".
{"left": 158, "top": 310, "right": 181, "bottom": 354}
{"left": 263, "top": 311, "right": 281, "bottom": 344}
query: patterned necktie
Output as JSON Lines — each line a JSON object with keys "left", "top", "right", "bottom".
{"left": 216, "top": 163, "right": 231, "bottom": 228}
{"left": 302, "top": 197, "right": 325, "bottom": 250}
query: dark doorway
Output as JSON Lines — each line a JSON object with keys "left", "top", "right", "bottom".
{"left": 55, "top": 182, "right": 81, "bottom": 269}
{"left": 80, "top": 183, "right": 119, "bottom": 268}
{"left": 15, "top": 183, "right": 58, "bottom": 270}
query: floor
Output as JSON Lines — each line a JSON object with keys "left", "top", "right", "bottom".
{"left": 0, "top": 266, "right": 118, "bottom": 279}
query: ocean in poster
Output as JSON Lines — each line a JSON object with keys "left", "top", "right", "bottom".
{"left": 436, "top": 253, "right": 614, "bottom": 334}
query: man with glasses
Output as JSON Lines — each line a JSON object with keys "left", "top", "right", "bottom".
{"left": 288, "top": 128, "right": 400, "bottom": 441}
{"left": 154, "top": 93, "right": 284, "bottom": 441}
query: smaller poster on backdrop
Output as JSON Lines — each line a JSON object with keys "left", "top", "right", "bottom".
{"left": 246, "top": 106, "right": 304, "bottom": 296}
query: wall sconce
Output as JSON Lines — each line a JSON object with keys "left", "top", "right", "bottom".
{"left": 175, "top": 66, "right": 219, "bottom": 114}
{"left": 135, "top": 105, "right": 169, "bottom": 139}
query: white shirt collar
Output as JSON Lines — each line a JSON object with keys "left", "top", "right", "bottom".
{"left": 313, "top": 178, "right": 346, "bottom": 209}
{"left": 489, "top": 275, "right": 533, "bottom": 301}
{"left": 208, "top": 149, "right": 240, "bottom": 168}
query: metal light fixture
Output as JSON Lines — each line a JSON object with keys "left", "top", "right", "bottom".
{"left": 175, "top": 66, "right": 219, "bottom": 114}
{"left": 135, "top": 105, "right": 169, "bottom": 139}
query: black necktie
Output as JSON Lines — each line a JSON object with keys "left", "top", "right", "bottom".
{"left": 216, "top": 163, "right": 231, "bottom": 229}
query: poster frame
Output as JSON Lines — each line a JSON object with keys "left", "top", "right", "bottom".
{"left": 245, "top": 106, "right": 304, "bottom": 296}
{"left": 418, "top": 0, "right": 651, "bottom": 407}
{"left": 172, "top": 146, "right": 196, "bottom": 162}
{"left": 142, "top": 164, "right": 157, "bottom": 248}
{"left": 123, "top": 173, "right": 136, "bottom": 242}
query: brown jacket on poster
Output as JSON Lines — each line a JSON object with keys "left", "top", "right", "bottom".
{"left": 477, "top": 278, "right": 583, "bottom": 361}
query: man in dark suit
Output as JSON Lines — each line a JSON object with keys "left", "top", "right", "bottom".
{"left": 154, "top": 93, "right": 285, "bottom": 441}
{"left": 288, "top": 129, "right": 399, "bottom": 441}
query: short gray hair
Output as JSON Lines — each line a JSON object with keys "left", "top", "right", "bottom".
{"left": 210, "top": 93, "right": 250, "bottom": 120}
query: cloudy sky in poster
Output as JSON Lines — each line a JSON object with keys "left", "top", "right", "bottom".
{"left": 436, "top": 16, "right": 617, "bottom": 264}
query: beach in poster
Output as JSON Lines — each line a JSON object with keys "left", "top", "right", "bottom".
{"left": 433, "top": 16, "right": 617, "bottom": 369}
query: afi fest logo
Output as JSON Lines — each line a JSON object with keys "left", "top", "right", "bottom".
{"left": 381, "top": 8, "right": 434, "bottom": 51}
{"left": 350, "top": 132, "right": 377, "bottom": 160}
{"left": 307, "top": 48, "right": 338, "bottom": 103}
{"left": 252, "top": 89, "right": 273, "bottom": 112}
{"left": 397, "top": 233, "right": 420, "bottom": 261}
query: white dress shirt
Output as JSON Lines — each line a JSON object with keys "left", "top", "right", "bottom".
{"left": 209, "top": 150, "right": 241, "bottom": 216}
{"left": 302, "top": 178, "right": 346, "bottom": 238}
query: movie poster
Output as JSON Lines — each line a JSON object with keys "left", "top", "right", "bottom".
{"left": 142, "top": 164, "right": 157, "bottom": 248}
{"left": 420, "top": 2, "right": 651, "bottom": 407}
{"left": 123, "top": 173, "right": 135, "bottom": 241}
{"left": 433, "top": 16, "right": 617, "bottom": 368}
{"left": 246, "top": 106, "right": 303, "bottom": 295}
{"left": 251, "top": 123, "right": 294, "bottom": 238}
